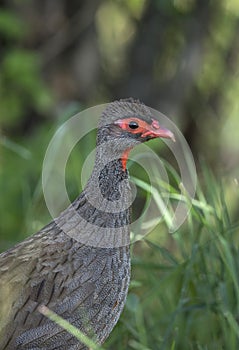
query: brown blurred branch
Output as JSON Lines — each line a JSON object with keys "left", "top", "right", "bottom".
{"left": 40, "top": 0, "right": 100, "bottom": 65}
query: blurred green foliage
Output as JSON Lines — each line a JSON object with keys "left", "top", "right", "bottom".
{"left": 0, "top": 9, "right": 26, "bottom": 39}
{"left": 104, "top": 168, "right": 239, "bottom": 349}
{"left": 0, "top": 10, "right": 51, "bottom": 127}
{"left": 1, "top": 48, "right": 51, "bottom": 125}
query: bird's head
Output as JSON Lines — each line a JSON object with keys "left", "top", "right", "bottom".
{"left": 96, "top": 98, "right": 175, "bottom": 170}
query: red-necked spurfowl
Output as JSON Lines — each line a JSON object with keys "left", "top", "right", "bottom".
{"left": 0, "top": 99, "right": 174, "bottom": 349}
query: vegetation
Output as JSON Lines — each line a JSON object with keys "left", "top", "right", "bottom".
{"left": 106, "top": 167, "right": 239, "bottom": 349}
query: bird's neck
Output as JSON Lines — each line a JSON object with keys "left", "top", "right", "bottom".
{"left": 57, "top": 157, "right": 132, "bottom": 248}
{"left": 82, "top": 156, "right": 132, "bottom": 216}
{"left": 89, "top": 157, "right": 130, "bottom": 200}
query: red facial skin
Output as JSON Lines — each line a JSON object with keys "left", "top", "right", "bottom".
{"left": 114, "top": 117, "right": 175, "bottom": 171}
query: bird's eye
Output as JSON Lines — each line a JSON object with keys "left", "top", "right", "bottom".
{"left": 128, "top": 121, "right": 139, "bottom": 129}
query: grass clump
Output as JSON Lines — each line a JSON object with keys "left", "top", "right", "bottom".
{"left": 105, "top": 165, "right": 239, "bottom": 349}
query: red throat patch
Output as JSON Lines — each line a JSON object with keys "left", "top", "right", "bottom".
{"left": 121, "top": 148, "right": 131, "bottom": 171}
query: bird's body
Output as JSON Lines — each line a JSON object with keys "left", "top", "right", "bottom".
{"left": 0, "top": 227, "right": 130, "bottom": 349}
{"left": 0, "top": 99, "right": 174, "bottom": 349}
{"left": 0, "top": 160, "right": 131, "bottom": 349}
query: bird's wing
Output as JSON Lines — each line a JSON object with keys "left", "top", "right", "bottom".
{"left": 0, "top": 223, "right": 130, "bottom": 349}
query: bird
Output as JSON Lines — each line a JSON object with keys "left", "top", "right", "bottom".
{"left": 0, "top": 98, "right": 174, "bottom": 349}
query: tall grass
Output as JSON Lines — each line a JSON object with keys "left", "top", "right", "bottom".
{"left": 104, "top": 164, "right": 239, "bottom": 349}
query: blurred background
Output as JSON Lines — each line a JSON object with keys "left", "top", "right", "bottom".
{"left": 1, "top": 0, "right": 239, "bottom": 349}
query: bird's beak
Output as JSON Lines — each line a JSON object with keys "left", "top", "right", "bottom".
{"left": 142, "top": 119, "right": 176, "bottom": 142}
